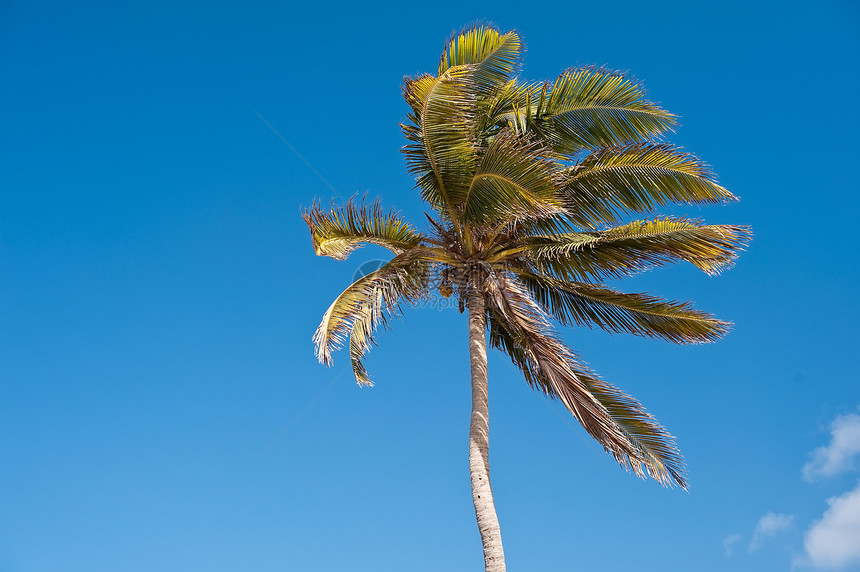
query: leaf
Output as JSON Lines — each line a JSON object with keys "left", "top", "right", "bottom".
{"left": 561, "top": 143, "right": 737, "bottom": 227}
{"left": 520, "top": 272, "right": 729, "bottom": 344}
{"left": 313, "top": 252, "right": 431, "bottom": 382}
{"left": 459, "top": 131, "right": 563, "bottom": 223}
{"left": 401, "top": 67, "right": 478, "bottom": 216}
{"left": 526, "top": 217, "right": 752, "bottom": 280}
{"left": 302, "top": 198, "right": 425, "bottom": 260}
{"left": 438, "top": 25, "right": 523, "bottom": 95}
{"left": 533, "top": 67, "right": 676, "bottom": 156}
{"left": 484, "top": 271, "right": 686, "bottom": 487}
{"left": 480, "top": 79, "right": 543, "bottom": 135}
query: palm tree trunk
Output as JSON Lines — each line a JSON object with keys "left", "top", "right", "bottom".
{"left": 467, "top": 289, "right": 506, "bottom": 571}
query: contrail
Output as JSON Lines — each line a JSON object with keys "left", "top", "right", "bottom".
{"left": 251, "top": 107, "right": 344, "bottom": 200}
{"left": 256, "top": 368, "right": 348, "bottom": 458}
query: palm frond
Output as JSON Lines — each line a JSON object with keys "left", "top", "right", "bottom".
{"left": 401, "top": 67, "right": 478, "bottom": 216}
{"left": 572, "top": 363, "right": 686, "bottom": 488}
{"left": 459, "top": 131, "right": 563, "bottom": 223}
{"left": 526, "top": 217, "right": 751, "bottom": 280}
{"left": 348, "top": 296, "right": 381, "bottom": 387}
{"left": 313, "top": 252, "right": 431, "bottom": 384}
{"left": 303, "top": 199, "right": 425, "bottom": 260}
{"left": 533, "top": 67, "right": 676, "bottom": 156}
{"left": 561, "top": 143, "right": 737, "bottom": 227}
{"left": 484, "top": 271, "right": 686, "bottom": 487}
{"left": 438, "top": 25, "right": 523, "bottom": 96}
{"left": 519, "top": 272, "right": 728, "bottom": 343}
{"left": 480, "top": 79, "right": 542, "bottom": 136}
{"left": 401, "top": 74, "right": 438, "bottom": 116}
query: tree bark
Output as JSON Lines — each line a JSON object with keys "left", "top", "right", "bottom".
{"left": 467, "top": 288, "right": 506, "bottom": 571}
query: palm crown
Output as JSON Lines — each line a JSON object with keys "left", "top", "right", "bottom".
{"left": 304, "top": 26, "right": 749, "bottom": 491}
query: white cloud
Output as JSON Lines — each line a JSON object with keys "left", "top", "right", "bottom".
{"left": 804, "top": 482, "right": 860, "bottom": 570}
{"left": 724, "top": 533, "right": 742, "bottom": 556}
{"left": 803, "top": 413, "right": 860, "bottom": 482}
{"left": 750, "top": 512, "right": 795, "bottom": 551}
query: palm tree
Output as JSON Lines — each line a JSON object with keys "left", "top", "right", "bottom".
{"left": 303, "top": 25, "right": 749, "bottom": 571}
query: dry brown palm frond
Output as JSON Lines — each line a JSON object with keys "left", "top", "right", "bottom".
{"left": 483, "top": 269, "right": 685, "bottom": 487}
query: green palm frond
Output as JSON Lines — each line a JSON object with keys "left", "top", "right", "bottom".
{"left": 484, "top": 271, "right": 685, "bottom": 487}
{"left": 302, "top": 199, "right": 425, "bottom": 260}
{"left": 438, "top": 25, "right": 523, "bottom": 95}
{"left": 519, "top": 272, "right": 728, "bottom": 344}
{"left": 401, "top": 74, "right": 438, "bottom": 120}
{"left": 561, "top": 143, "right": 737, "bottom": 227}
{"left": 459, "top": 131, "right": 562, "bottom": 223}
{"left": 533, "top": 67, "right": 676, "bottom": 156}
{"left": 479, "top": 79, "right": 542, "bottom": 136}
{"left": 401, "top": 67, "right": 478, "bottom": 217}
{"left": 313, "top": 252, "right": 430, "bottom": 376}
{"left": 526, "top": 218, "right": 751, "bottom": 280}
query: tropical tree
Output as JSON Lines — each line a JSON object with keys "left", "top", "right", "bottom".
{"left": 303, "top": 25, "right": 749, "bottom": 571}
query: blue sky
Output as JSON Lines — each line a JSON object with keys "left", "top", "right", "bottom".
{"left": 1, "top": 1, "right": 859, "bottom": 570}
